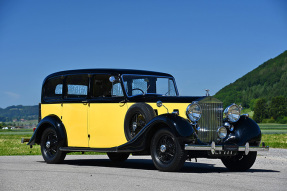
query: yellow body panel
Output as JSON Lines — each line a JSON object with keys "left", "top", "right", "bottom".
{"left": 41, "top": 102, "right": 191, "bottom": 148}
{"left": 88, "top": 103, "right": 128, "bottom": 148}
{"left": 41, "top": 104, "right": 62, "bottom": 120}
{"left": 62, "top": 103, "right": 89, "bottom": 147}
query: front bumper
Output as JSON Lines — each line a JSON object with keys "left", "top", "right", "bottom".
{"left": 185, "top": 141, "right": 269, "bottom": 155}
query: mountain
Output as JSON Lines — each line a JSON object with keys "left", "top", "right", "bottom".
{"left": 0, "top": 105, "right": 38, "bottom": 122}
{"left": 215, "top": 50, "right": 287, "bottom": 108}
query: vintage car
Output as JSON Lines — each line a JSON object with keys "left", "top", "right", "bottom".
{"left": 27, "top": 69, "right": 268, "bottom": 171}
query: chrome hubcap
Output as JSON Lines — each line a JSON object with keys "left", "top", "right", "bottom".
{"left": 132, "top": 122, "right": 137, "bottom": 131}
{"left": 46, "top": 141, "right": 51, "bottom": 148}
{"left": 160, "top": 145, "right": 167, "bottom": 153}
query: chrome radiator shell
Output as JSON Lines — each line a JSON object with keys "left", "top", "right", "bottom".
{"left": 197, "top": 97, "right": 223, "bottom": 143}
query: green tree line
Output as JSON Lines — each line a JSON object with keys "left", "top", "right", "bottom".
{"left": 253, "top": 96, "right": 287, "bottom": 123}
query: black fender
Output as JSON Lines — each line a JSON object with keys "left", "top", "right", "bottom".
{"left": 118, "top": 113, "right": 195, "bottom": 152}
{"left": 27, "top": 115, "right": 67, "bottom": 146}
{"left": 223, "top": 116, "right": 261, "bottom": 146}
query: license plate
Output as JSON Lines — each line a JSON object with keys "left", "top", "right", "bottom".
{"left": 223, "top": 145, "right": 239, "bottom": 151}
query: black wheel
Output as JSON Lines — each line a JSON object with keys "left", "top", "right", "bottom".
{"left": 40, "top": 127, "right": 66, "bottom": 164}
{"left": 150, "top": 128, "right": 186, "bottom": 172}
{"left": 221, "top": 151, "right": 257, "bottom": 171}
{"left": 124, "top": 103, "right": 156, "bottom": 140}
{"left": 107, "top": 152, "right": 130, "bottom": 162}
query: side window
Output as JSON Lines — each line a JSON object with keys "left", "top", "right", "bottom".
{"left": 66, "top": 75, "right": 89, "bottom": 98}
{"left": 92, "top": 75, "right": 124, "bottom": 97}
{"left": 43, "top": 76, "right": 63, "bottom": 100}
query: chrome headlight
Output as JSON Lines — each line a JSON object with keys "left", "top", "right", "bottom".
{"left": 186, "top": 102, "right": 202, "bottom": 122}
{"left": 217, "top": 126, "right": 227, "bottom": 139}
{"left": 224, "top": 104, "right": 241, "bottom": 123}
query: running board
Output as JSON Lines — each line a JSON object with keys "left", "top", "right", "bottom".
{"left": 59, "top": 147, "right": 118, "bottom": 153}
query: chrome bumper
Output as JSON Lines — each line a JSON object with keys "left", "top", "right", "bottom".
{"left": 185, "top": 142, "right": 269, "bottom": 155}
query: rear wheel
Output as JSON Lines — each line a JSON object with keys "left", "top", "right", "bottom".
{"left": 40, "top": 127, "right": 66, "bottom": 164}
{"left": 150, "top": 128, "right": 186, "bottom": 172}
{"left": 107, "top": 152, "right": 130, "bottom": 162}
{"left": 221, "top": 151, "right": 257, "bottom": 171}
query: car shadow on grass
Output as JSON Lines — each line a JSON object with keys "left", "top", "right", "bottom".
{"left": 59, "top": 158, "right": 279, "bottom": 173}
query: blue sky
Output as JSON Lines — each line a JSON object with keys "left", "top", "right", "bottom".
{"left": 0, "top": 0, "right": 286, "bottom": 108}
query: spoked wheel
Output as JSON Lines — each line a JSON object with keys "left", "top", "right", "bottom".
{"left": 128, "top": 113, "right": 146, "bottom": 138}
{"left": 40, "top": 127, "right": 66, "bottom": 164}
{"left": 221, "top": 151, "right": 257, "bottom": 171}
{"left": 151, "top": 128, "right": 186, "bottom": 172}
{"left": 124, "top": 103, "right": 156, "bottom": 140}
{"left": 107, "top": 152, "right": 130, "bottom": 162}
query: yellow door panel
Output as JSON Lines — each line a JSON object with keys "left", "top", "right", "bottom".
{"left": 88, "top": 103, "right": 128, "bottom": 148}
{"left": 62, "top": 103, "right": 88, "bottom": 147}
{"left": 41, "top": 104, "right": 62, "bottom": 120}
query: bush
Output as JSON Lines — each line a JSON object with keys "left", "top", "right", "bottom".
{"left": 262, "top": 118, "right": 276, "bottom": 123}
{"left": 277, "top": 116, "right": 287, "bottom": 124}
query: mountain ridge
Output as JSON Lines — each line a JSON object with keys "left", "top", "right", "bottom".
{"left": 215, "top": 50, "right": 287, "bottom": 108}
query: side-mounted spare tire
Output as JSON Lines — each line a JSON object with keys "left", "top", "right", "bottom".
{"left": 124, "top": 103, "right": 156, "bottom": 140}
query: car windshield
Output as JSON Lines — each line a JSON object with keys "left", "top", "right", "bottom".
{"left": 122, "top": 75, "right": 178, "bottom": 97}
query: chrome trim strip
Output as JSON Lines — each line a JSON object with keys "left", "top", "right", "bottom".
{"left": 185, "top": 141, "right": 269, "bottom": 155}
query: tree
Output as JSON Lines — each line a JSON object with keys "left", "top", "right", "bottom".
{"left": 269, "top": 96, "right": 287, "bottom": 120}
{"left": 253, "top": 98, "right": 267, "bottom": 123}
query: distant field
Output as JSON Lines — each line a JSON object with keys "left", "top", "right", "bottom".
{"left": 259, "top": 123, "right": 287, "bottom": 134}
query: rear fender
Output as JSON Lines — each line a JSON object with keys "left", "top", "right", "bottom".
{"left": 27, "top": 115, "right": 67, "bottom": 146}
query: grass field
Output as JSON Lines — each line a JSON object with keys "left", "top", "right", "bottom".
{"left": 0, "top": 125, "right": 286, "bottom": 156}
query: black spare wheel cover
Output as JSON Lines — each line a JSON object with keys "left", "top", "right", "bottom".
{"left": 124, "top": 103, "right": 156, "bottom": 140}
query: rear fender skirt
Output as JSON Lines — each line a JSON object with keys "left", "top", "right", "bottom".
{"left": 223, "top": 116, "right": 261, "bottom": 146}
{"left": 27, "top": 115, "right": 67, "bottom": 146}
{"left": 117, "top": 114, "right": 195, "bottom": 152}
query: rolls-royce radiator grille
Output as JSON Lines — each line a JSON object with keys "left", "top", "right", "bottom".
{"left": 197, "top": 99, "right": 223, "bottom": 143}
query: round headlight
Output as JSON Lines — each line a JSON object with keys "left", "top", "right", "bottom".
{"left": 224, "top": 104, "right": 241, "bottom": 123}
{"left": 186, "top": 102, "right": 202, "bottom": 122}
{"left": 217, "top": 126, "right": 227, "bottom": 139}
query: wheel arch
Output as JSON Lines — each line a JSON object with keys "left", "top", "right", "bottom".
{"left": 118, "top": 114, "right": 195, "bottom": 153}
{"left": 27, "top": 115, "right": 67, "bottom": 146}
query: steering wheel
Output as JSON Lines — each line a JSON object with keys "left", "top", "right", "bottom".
{"left": 132, "top": 88, "right": 145, "bottom": 94}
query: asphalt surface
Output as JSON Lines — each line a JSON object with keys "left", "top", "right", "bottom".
{"left": 0, "top": 149, "right": 286, "bottom": 191}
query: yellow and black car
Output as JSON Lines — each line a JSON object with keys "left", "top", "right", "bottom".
{"left": 27, "top": 69, "right": 268, "bottom": 171}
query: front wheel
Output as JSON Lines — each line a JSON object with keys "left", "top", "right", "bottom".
{"left": 150, "top": 128, "right": 186, "bottom": 172}
{"left": 40, "top": 127, "right": 66, "bottom": 164}
{"left": 221, "top": 151, "right": 257, "bottom": 171}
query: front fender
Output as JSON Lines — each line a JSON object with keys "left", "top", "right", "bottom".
{"left": 118, "top": 114, "right": 195, "bottom": 152}
{"left": 224, "top": 116, "right": 261, "bottom": 146}
{"left": 27, "top": 115, "right": 67, "bottom": 146}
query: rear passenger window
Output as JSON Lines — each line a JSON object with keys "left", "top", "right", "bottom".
{"left": 43, "top": 76, "right": 63, "bottom": 100}
{"left": 66, "top": 75, "right": 89, "bottom": 98}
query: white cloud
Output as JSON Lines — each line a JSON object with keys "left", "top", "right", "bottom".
{"left": 4, "top": 91, "right": 20, "bottom": 99}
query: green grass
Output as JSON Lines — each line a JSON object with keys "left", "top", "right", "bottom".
{"left": 0, "top": 134, "right": 41, "bottom": 155}
{"left": 262, "top": 134, "right": 287, "bottom": 149}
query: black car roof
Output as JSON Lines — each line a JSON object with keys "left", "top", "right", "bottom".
{"left": 45, "top": 68, "right": 173, "bottom": 80}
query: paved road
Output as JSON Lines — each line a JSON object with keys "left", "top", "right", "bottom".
{"left": 0, "top": 149, "right": 286, "bottom": 191}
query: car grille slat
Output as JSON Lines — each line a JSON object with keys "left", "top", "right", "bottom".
{"left": 197, "top": 98, "right": 223, "bottom": 143}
